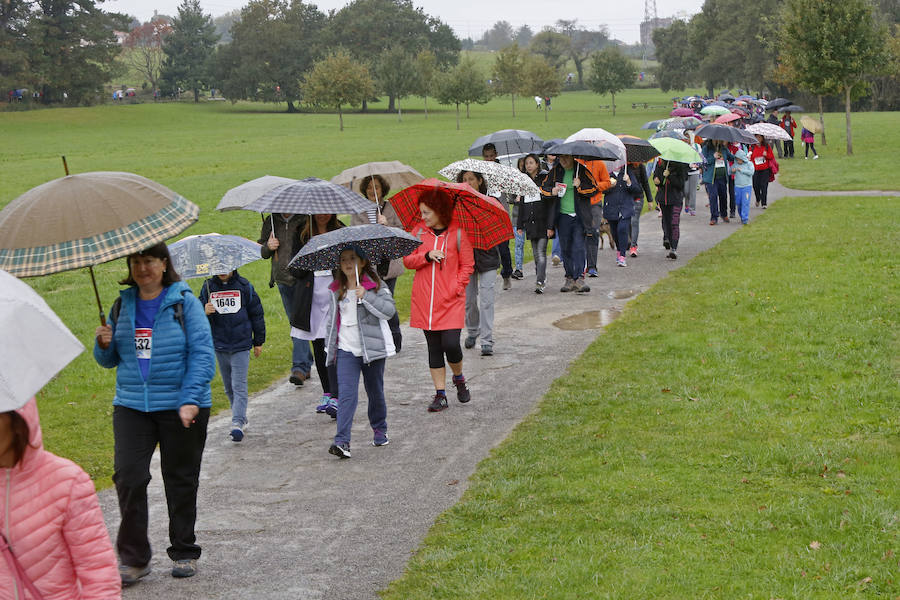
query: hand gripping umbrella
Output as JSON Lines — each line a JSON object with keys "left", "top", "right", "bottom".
{"left": 390, "top": 179, "right": 513, "bottom": 250}
{"left": 438, "top": 158, "right": 540, "bottom": 198}
{"left": 0, "top": 167, "right": 199, "bottom": 325}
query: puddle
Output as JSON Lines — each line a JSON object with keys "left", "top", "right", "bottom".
{"left": 608, "top": 288, "right": 638, "bottom": 299}
{"left": 553, "top": 309, "right": 622, "bottom": 330}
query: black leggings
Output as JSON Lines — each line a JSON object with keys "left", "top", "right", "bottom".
{"left": 423, "top": 329, "right": 463, "bottom": 369}
{"left": 311, "top": 338, "right": 337, "bottom": 396}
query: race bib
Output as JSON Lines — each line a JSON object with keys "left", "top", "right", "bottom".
{"left": 754, "top": 156, "right": 766, "bottom": 165}
{"left": 210, "top": 290, "right": 242, "bottom": 314}
{"left": 134, "top": 328, "right": 152, "bottom": 359}
{"left": 314, "top": 269, "right": 332, "bottom": 277}
{"left": 715, "top": 159, "right": 725, "bottom": 169}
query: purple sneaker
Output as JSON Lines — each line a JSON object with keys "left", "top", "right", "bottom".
{"left": 325, "top": 397, "right": 338, "bottom": 418}
{"left": 316, "top": 395, "right": 331, "bottom": 413}
{"left": 372, "top": 429, "right": 390, "bottom": 446}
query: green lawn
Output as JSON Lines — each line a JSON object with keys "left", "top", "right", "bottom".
{"left": 382, "top": 196, "right": 900, "bottom": 599}
{"left": 1, "top": 91, "right": 895, "bottom": 488}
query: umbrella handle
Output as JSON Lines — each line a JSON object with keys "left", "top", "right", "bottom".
{"left": 355, "top": 263, "right": 362, "bottom": 304}
{"left": 89, "top": 265, "right": 106, "bottom": 327}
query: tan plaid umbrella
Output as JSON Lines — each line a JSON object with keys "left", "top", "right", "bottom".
{"left": 0, "top": 171, "right": 199, "bottom": 324}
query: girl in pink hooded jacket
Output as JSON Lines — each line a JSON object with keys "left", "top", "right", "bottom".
{"left": 0, "top": 398, "right": 121, "bottom": 600}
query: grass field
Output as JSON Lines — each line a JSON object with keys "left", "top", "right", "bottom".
{"left": 1, "top": 90, "right": 896, "bottom": 487}
{"left": 382, "top": 196, "right": 900, "bottom": 599}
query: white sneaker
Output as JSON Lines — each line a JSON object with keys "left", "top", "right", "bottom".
{"left": 804, "top": 157, "right": 808, "bottom": 160}
{"left": 813, "top": 155, "right": 819, "bottom": 160}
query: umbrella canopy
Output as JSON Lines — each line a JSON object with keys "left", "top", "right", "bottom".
{"left": 438, "top": 158, "right": 540, "bottom": 197}
{"left": 0, "top": 270, "right": 84, "bottom": 411}
{"left": 541, "top": 138, "right": 565, "bottom": 154}
{"left": 746, "top": 122, "right": 792, "bottom": 141}
{"left": 764, "top": 98, "right": 792, "bottom": 111}
{"left": 640, "top": 119, "right": 667, "bottom": 130}
{"left": 390, "top": 179, "right": 513, "bottom": 250}
{"left": 648, "top": 138, "right": 703, "bottom": 164}
{"left": 700, "top": 105, "right": 731, "bottom": 116}
{"left": 719, "top": 93, "right": 735, "bottom": 101}
{"left": 670, "top": 107, "right": 695, "bottom": 117}
{"left": 546, "top": 140, "right": 622, "bottom": 162}
{"left": 565, "top": 128, "right": 627, "bottom": 170}
{"left": 780, "top": 105, "right": 804, "bottom": 113}
{"left": 714, "top": 112, "right": 742, "bottom": 124}
{"left": 468, "top": 129, "right": 544, "bottom": 157}
{"left": 616, "top": 134, "right": 661, "bottom": 163}
{"left": 649, "top": 129, "right": 687, "bottom": 141}
{"left": 799, "top": 115, "right": 823, "bottom": 134}
{"left": 695, "top": 123, "right": 759, "bottom": 145}
{"left": 330, "top": 161, "right": 424, "bottom": 197}
{"left": 0, "top": 171, "right": 198, "bottom": 279}
{"left": 243, "top": 177, "right": 372, "bottom": 216}
{"left": 216, "top": 175, "right": 298, "bottom": 212}
{"left": 168, "top": 233, "right": 262, "bottom": 279}
{"left": 658, "top": 116, "right": 703, "bottom": 131}
{"left": 289, "top": 224, "right": 421, "bottom": 273}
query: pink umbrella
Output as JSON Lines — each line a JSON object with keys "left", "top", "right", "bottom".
{"left": 714, "top": 112, "right": 741, "bottom": 124}
{"left": 670, "top": 107, "right": 695, "bottom": 117}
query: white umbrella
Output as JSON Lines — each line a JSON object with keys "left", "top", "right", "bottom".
{"left": 746, "top": 122, "right": 791, "bottom": 141}
{"left": 216, "top": 175, "right": 299, "bottom": 212}
{"left": 564, "top": 128, "right": 627, "bottom": 172}
{"left": 0, "top": 270, "right": 84, "bottom": 411}
{"left": 438, "top": 158, "right": 540, "bottom": 197}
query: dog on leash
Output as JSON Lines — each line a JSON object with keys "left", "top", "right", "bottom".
{"left": 597, "top": 218, "right": 616, "bottom": 250}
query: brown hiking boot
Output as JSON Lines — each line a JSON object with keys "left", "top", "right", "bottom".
{"left": 574, "top": 278, "right": 591, "bottom": 293}
{"left": 560, "top": 277, "right": 576, "bottom": 292}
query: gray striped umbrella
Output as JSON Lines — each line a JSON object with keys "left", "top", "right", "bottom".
{"left": 216, "top": 175, "right": 298, "bottom": 211}
{"left": 243, "top": 177, "right": 372, "bottom": 216}
{"left": 289, "top": 224, "right": 421, "bottom": 273}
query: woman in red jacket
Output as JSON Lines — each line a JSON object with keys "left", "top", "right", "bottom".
{"left": 749, "top": 134, "right": 776, "bottom": 209}
{"left": 1, "top": 398, "right": 121, "bottom": 599}
{"left": 403, "top": 193, "right": 475, "bottom": 412}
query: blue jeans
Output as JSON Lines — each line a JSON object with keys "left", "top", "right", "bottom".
{"left": 555, "top": 213, "right": 586, "bottom": 281}
{"left": 706, "top": 179, "right": 727, "bottom": 222}
{"left": 513, "top": 229, "right": 525, "bottom": 271}
{"left": 277, "top": 282, "right": 313, "bottom": 375}
{"left": 335, "top": 350, "right": 386, "bottom": 445}
{"left": 735, "top": 185, "right": 752, "bottom": 223}
{"left": 629, "top": 197, "right": 644, "bottom": 247}
{"left": 549, "top": 237, "right": 562, "bottom": 260}
{"left": 216, "top": 350, "right": 250, "bottom": 426}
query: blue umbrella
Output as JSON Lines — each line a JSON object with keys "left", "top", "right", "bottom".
{"left": 168, "top": 233, "right": 262, "bottom": 279}
{"left": 289, "top": 224, "right": 421, "bottom": 274}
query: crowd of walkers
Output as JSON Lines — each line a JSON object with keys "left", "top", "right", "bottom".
{"left": 3, "top": 96, "right": 814, "bottom": 598}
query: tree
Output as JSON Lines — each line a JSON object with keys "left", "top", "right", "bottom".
{"left": 375, "top": 46, "right": 418, "bottom": 121}
{"left": 652, "top": 19, "right": 694, "bottom": 92}
{"left": 587, "top": 46, "right": 635, "bottom": 116}
{"left": 435, "top": 57, "right": 491, "bottom": 130}
{"left": 414, "top": 49, "right": 438, "bottom": 119}
{"left": 515, "top": 25, "right": 533, "bottom": 47}
{"left": 556, "top": 20, "right": 609, "bottom": 87}
{"left": 124, "top": 18, "right": 172, "bottom": 94}
{"left": 522, "top": 54, "right": 561, "bottom": 122}
{"left": 479, "top": 20, "right": 513, "bottom": 51}
{"left": 161, "top": 0, "right": 219, "bottom": 102}
{"left": 492, "top": 43, "right": 525, "bottom": 117}
{"left": 212, "top": 8, "right": 240, "bottom": 43}
{"left": 304, "top": 50, "right": 374, "bottom": 131}
{"left": 0, "top": 0, "right": 31, "bottom": 98}
{"left": 777, "top": 0, "right": 889, "bottom": 154}
{"left": 529, "top": 29, "right": 570, "bottom": 70}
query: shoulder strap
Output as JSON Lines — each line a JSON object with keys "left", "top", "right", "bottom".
{"left": 110, "top": 296, "right": 122, "bottom": 325}
{"left": 173, "top": 289, "right": 189, "bottom": 332}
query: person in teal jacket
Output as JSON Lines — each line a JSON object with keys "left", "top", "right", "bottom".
{"left": 732, "top": 149, "right": 755, "bottom": 225}
{"left": 94, "top": 242, "right": 215, "bottom": 585}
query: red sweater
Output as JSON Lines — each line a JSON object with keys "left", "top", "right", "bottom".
{"left": 749, "top": 145, "right": 775, "bottom": 171}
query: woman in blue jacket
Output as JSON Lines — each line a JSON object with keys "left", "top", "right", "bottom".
{"left": 94, "top": 242, "right": 215, "bottom": 585}
{"left": 603, "top": 166, "right": 642, "bottom": 267}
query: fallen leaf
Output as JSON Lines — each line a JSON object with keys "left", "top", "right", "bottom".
{"left": 883, "top": 550, "right": 894, "bottom": 560}
{"left": 758, "top": 505, "right": 767, "bottom": 511}
{"left": 809, "top": 541, "right": 821, "bottom": 550}
{"left": 741, "top": 477, "right": 749, "bottom": 484}
{"left": 447, "top": 480, "right": 459, "bottom": 486}
{"left": 688, "top": 396, "right": 699, "bottom": 402}
{"left": 858, "top": 576, "right": 872, "bottom": 585}
{"left": 661, "top": 387, "right": 671, "bottom": 393}
{"left": 836, "top": 471, "right": 846, "bottom": 478}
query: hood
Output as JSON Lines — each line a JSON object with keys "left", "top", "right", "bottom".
{"left": 734, "top": 149, "right": 749, "bottom": 163}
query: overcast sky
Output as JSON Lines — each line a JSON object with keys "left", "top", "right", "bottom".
{"left": 101, "top": 0, "right": 704, "bottom": 45}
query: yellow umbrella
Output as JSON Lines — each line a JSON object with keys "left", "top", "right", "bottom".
{"left": 800, "top": 115, "right": 823, "bottom": 134}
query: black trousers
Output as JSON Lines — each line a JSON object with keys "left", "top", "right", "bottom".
{"left": 113, "top": 405, "right": 209, "bottom": 566}
{"left": 752, "top": 169, "right": 771, "bottom": 207}
{"left": 784, "top": 140, "right": 794, "bottom": 157}
{"left": 497, "top": 242, "right": 512, "bottom": 279}
{"left": 310, "top": 338, "right": 338, "bottom": 396}
{"left": 728, "top": 177, "right": 736, "bottom": 215}
{"left": 384, "top": 277, "right": 402, "bottom": 351}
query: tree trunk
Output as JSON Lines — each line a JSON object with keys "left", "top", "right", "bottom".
{"left": 611, "top": 92, "right": 616, "bottom": 117}
{"left": 465, "top": 102, "right": 470, "bottom": 118}
{"left": 286, "top": 100, "right": 297, "bottom": 113}
{"left": 388, "top": 94, "right": 395, "bottom": 112}
{"left": 397, "top": 98, "right": 402, "bottom": 122}
{"left": 362, "top": 98, "right": 368, "bottom": 113}
{"left": 339, "top": 105, "right": 344, "bottom": 132}
{"left": 511, "top": 93, "right": 515, "bottom": 118}
{"left": 455, "top": 103, "right": 460, "bottom": 130}
{"left": 424, "top": 95, "right": 428, "bottom": 119}
{"left": 193, "top": 87, "right": 199, "bottom": 103}
{"left": 573, "top": 57, "right": 584, "bottom": 87}
{"left": 818, "top": 95, "right": 826, "bottom": 146}
{"left": 844, "top": 86, "right": 852, "bottom": 156}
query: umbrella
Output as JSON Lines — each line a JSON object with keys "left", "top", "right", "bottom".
{"left": 545, "top": 140, "right": 622, "bottom": 162}
{"left": 780, "top": 104, "right": 804, "bottom": 113}
{"left": 616, "top": 134, "right": 661, "bottom": 163}
{"left": 649, "top": 129, "right": 687, "bottom": 141}
{"left": 670, "top": 107, "right": 694, "bottom": 117}
{"left": 799, "top": 115, "right": 823, "bottom": 134}
{"left": 330, "top": 161, "right": 424, "bottom": 196}
{"left": 648, "top": 138, "right": 703, "bottom": 164}
{"left": 541, "top": 138, "right": 565, "bottom": 154}
{"left": 468, "top": 129, "right": 544, "bottom": 157}
{"left": 438, "top": 159, "right": 540, "bottom": 198}
{"left": 216, "top": 175, "right": 298, "bottom": 211}
{"left": 0, "top": 170, "right": 199, "bottom": 324}
{"left": 564, "top": 128, "right": 627, "bottom": 171}
{"left": 700, "top": 105, "right": 731, "bottom": 116}
{"left": 658, "top": 117, "right": 703, "bottom": 131}
{"left": 288, "top": 224, "right": 421, "bottom": 274}
{"left": 745, "top": 122, "right": 792, "bottom": 141}
{"left": 695, "top": 123, "right": 759, "bottom": 145}
{"left": 641, "top": 119, "right": 667, "bottom": 130}
{"left": 390, "top": 179, "right": 513, "bottom": 250}
{"left": 243, "top": 177, "right": 372, "bottom": 216}
{"left": 714, "top": 112, "right": 742, "bottom": 124}
{"left": 0, "top": 270, "right": 84, "bottom": 411}
{"left": 719, "top": 93, "right": 735, "bottom": 101}
{"left": 764, "top": 98, "right": 792, "bottom": 111}
{"left": 167, "top": 233, "right": 262, "bottom": 279}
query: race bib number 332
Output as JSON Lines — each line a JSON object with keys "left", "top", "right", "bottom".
{"left": 210, "top": 290, "right": 242, "bottom": 314}
{"left": 134, "top": 328, "right": 152, "bottom": 359}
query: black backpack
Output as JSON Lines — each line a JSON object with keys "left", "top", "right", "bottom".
{"left": 109, "top": 289, "right": 189, "bottom": 332}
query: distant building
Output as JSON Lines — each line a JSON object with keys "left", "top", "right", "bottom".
{"left": 640, "top": 17, "right": 674, "bottom": 49}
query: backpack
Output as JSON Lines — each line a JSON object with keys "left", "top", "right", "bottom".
{"left": 109, "top": 289, "right": 189, "bottom": 332}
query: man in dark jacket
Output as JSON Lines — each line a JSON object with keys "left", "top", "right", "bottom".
{"left": 540, "top": 154, "right": 600, "bottom": 293}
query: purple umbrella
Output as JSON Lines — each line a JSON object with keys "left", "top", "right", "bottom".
{"left": 670, "top": 108, "right": 695, "bottom": 117}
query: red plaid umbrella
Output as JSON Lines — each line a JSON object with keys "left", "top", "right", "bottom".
{"left": 390, "top": 178, "right": 513, "bottom": 250}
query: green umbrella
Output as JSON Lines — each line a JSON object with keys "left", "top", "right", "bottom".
{"left": 700, "top": 105, "right": 730, "bottom": 116}
{"left": 648, "top": 137, "right": 703, "bottom": 164}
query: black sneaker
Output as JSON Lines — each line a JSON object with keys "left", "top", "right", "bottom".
{"left": 427, "top": 393, "right": 449, "bottom": 412}
{"left": 453, "top": 379, "right": 471, "bottom": 403}
{"left": 464, "top": 336, "right": 477, "bottom": 349}
{"left": 481, "top": 345, "right": 493, "bottom": 356}
{"left": 329, "top": 442, "right": 351, "bottom": 458}
{"left": 171, "top": 559, "right": 198, "bottom": 578}
{"left": 511, "top": 269, "right": 524, "bottom": 280}
{"left": 667, "top": 250, "right": 678, "bottom": 260}
{"left": 663, "top": 239, "right": 671, "bottom": 250}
